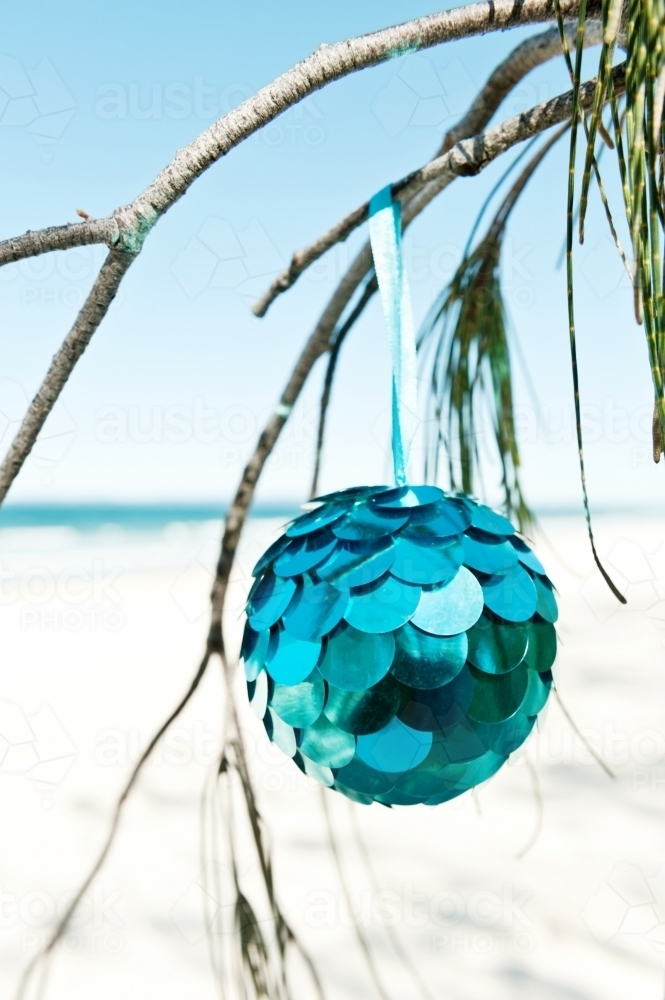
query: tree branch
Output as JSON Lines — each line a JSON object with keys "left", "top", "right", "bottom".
{"left": 206, "top": 29, "right": 613, "bottom": 640}
{"left": 255, "top": 53, "right": 622, "bottom": 315}
{"left": 253, "top": 20, "right": 602, "bottom": 316}
{"left": 0, "top": 1, "right": 595, "bottom": 506}
{"left": 0, "top": 0, "right": 595, "bottom": 268}
{"left": 0, "top": 217, "right": 119, "bottom": 266}
{"left": 0, "top": 249, "right": 134, "bottom": 504}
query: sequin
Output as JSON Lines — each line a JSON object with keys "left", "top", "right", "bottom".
{"left": 399, "top": 666, "right": 474, "bottom": 731}
{"left": 391, "top": 536, "right": 463, "bottom": 585}
{"left": 533, "top": 574, "right": 558, "bottom": 623}
{"left": 240, "top": 626, "right": 270, "bottom": 682}
{"left": 520, "top": 669, "right": 552, "bottom": 715}
{"left": 299, "top": 715, "right": 356, "bottom": 768}
{"left": 334, "top": 756, "right": 395, "bottom": 796}
{"left": 509, "top": 536, "right": 546, "bottom": 575}
{"left": 462, "top": 533, "right": 518, "bottom": 575}
{"left": 345, "top": 575, "right": 421, "bottom": 634}
{"left": 247, "top": 573, "right": 297, "bottom": 631}
{"left": 466, "top": 614, "right": 528, "bottom": 674}
{"left": 319, "top": 623, "right": 395, "bottom": 691}
{"left": 294, "top": 751, "right": 334, "bottom": 786}
{"left": 370, "top": 485, "right": 444, "bottom": 509}
{"left": 524, "top": 620, "right": 557, "bottom": 672}
{"left": 273, "top": 531, "right": 337, "bottom": 577}
{"left": 265, "top": 629, "right": 322, "bottom": 685}
{"left": 249, "top": 669, "right": 269, "bottom": 720}
{"left": 264, "top": 708, "right": 296, "bottom": 757}
{"left": 470, "top": 505, "right": 515, "bottom": 536}
{"left": 466, "top": 665, "right": 528, "bottom": 724}
{"left": 317, "top": 537, "right": 395, "bottom": 588}
{"left": 269, "top": 669, "right": 325, "bottom": 728}
{"left": 324, "top": 672, "right": 402, "bottom": 735}
{"left": 332, "top": 504, "right": 409, "bottom": 541}
{"left": 481, "top": 565, "right": 538, "bottom": 623}
{"left": 411, "top": 567, "right": 483, "bottom": 635}
{"left": 283, "top": 575, "right": 349, "bottom": 640}
{"left": 356, "top": 718, "right": 432, "bottom": 773}
{"left": 286, "top": 501, "right": 350, "bottom": 538}
{"left": 390, "top": 623, "right": 467, "bottom": 688}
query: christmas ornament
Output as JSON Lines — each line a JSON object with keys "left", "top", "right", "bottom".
{"left": 241, "top": 188, "right": 557, "bottom": 806}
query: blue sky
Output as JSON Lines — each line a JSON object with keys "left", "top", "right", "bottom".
{"left": 0, "top": 0, "right": 661, "bottom": 511}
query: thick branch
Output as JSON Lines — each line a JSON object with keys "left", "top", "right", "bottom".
{"left": 0, "top": 250, "right": 134, "bottom": 504}
{"left": 0, "top": 217, "right": 119, "bottom": 266}
{"left": 253, "top": 20, "right": 602, "bottom": 316}
{"left": 1, "top": 0, "right": 595, "bottom": 267}
{"left": 254, "top": 56, "right": 623, "bottom": 314}
{"left": 207, "top": 28, "right": 612, "bottom": 637}
{"left": 0, "top": 2, "right": 594, "bottom": 506}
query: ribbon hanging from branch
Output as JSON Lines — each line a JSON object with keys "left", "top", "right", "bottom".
{"left": 369, "top": 186, "right": 418, "bottom": 487}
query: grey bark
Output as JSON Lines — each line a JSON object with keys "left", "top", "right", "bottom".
{"left": 207, "top": 56, "right": 624, "bottom": 644}
{"left": 253, "top": 20, "right": 603, "bottom": 316}
{"left": 0, "top": 250, "right": 134, "bottom": 504}
{"left": 0, "top": 0, "right": 594, "bottom": 506}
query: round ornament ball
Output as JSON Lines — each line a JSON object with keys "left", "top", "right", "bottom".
{"left": 241, "top": 485, "right": 557, "bottom": 806}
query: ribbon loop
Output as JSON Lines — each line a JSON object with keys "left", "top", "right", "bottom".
{"left": 369, "top": 186, "right": 418, "bottom": 487}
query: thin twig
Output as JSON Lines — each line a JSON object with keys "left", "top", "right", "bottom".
{"left": 255, "top": 61, "right": 625, "bottom": 316}
{"left": 516, "top": 760, "right": 544, "bottom": 859}
{"left": 319, "top": 789, "right": 393, "bottom": 1000}
{"left": 348, "top": 804, "right": 435, "bottom": 1000}
{"left": 553, "top": 687, "right": 617, "bottom": 780}
{"left": 0, "top": 249, "right": 135, "bottom": 504}
{"left": 254, "top": 21, "right": 603, "bottom": 316}
{"left": 17, "top": 650, "right": 213, "bottom": 1000}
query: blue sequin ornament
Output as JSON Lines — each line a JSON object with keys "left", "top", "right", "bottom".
{"left": 241, "top": 488, "right": 557, "bottom": 807}
{"left": 240, "top": 187, "right": 557, "bottom": 806}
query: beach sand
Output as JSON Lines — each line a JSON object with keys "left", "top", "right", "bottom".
{"left": 1, "top": 512, "right": 664, "bottom": 999}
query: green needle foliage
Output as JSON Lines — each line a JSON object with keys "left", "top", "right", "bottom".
{"left": 418, "top": 132, "right": 565, "bottom": 532}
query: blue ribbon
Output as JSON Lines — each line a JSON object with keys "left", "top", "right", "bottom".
{"left": 368, "top": 185, "right": 418, "bottom": 487}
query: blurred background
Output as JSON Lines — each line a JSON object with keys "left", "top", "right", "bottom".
{"left": 1, "top": 1, "right": 664, "bottom": 998}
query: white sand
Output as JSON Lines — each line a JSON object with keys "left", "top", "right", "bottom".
{"left": 1, "top": 513, "right": 665, "bottom": 999}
